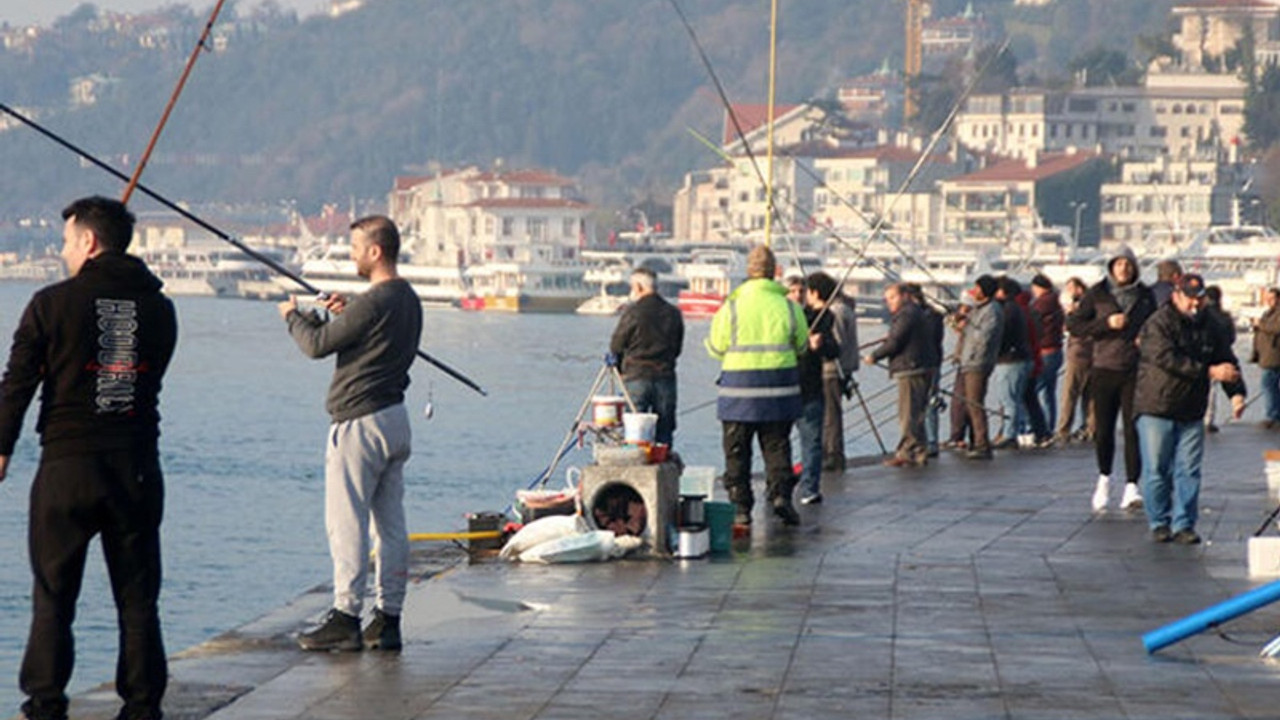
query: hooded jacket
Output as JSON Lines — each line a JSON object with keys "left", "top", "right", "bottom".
{"left": 0, "top": 252, "right": 178, "bottom": 457}
{"left": 1064, "top": 246, "right": 1156, "bottom": 373}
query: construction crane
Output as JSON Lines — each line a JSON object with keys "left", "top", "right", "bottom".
{"left": 903, "top": 0, "right": 930, "bottom": 122}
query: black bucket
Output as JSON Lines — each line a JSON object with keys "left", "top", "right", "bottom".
{"left": 466, "top": 511, "right": 505, "bottom": 551}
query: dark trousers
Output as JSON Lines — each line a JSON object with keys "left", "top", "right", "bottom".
{"left": 721, "top": 420, "right": 795, "bottom": 510}
{"left": 948, "top": 367, "right": 971, "bottom": 444}
{"left": 820, "top": 373, "right": 846, "bottom": 470}
{"left": 1091, "top": 367, "right": 1140, "bottom": 484}
{"left": 1056, "top": 358, "right": 1095, "bottom": 437}
{"left": 1021, "top": 372, "right": 1050, "bottom": 440}
{"left": 21, "top": 449, "right": 167, "bottom": 720}
{"left": 623, "top": 376, "right": 678, "bottom": 446}
{"left": 963, "top": 367, "right": 992, "bottom": 453}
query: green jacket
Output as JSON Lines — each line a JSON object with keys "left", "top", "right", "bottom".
{"left": 705, "top": 278, "right": 808, "bottom": 422}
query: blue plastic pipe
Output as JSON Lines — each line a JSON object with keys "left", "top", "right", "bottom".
{"left": 1143, "top": 578, "right": 1280, "bottom": 654}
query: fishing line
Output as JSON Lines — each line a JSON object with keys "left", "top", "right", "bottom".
{"left": 0, "top": 102, "right": 487, "bottom": 397}
{"left": 666, "top": 0, "right": 806, "bottom": 271}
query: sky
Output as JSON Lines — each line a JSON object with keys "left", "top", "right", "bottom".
{"left": 0, "top": 0, "right": 323, "bottom": 27}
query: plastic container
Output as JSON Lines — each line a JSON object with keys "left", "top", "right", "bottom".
{"left": 680, "top": 466, "right": 717, "bottom": 499}
{"left": 622, "top": 412, "right": 658, "bottom": 444}
{"left": 676, "top": 526, "right": 709, "bottom": 558}
{"left": 705, "top": 501, "right": 734, "bottom": 554}
{"left": 592, "top": 395, "right": 626, "bottom": 426}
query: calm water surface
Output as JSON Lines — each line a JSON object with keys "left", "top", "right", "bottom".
{"left": 0, "top": 282, "right": 897, "bottom": 712}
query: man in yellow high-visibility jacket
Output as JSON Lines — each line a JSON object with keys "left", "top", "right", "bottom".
{"left": 706, "top": 245, "right": 809, "bottom": 526}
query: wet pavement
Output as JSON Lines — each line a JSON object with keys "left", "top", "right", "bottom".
{"left": 44, "top": 424, "right": 1280, "bottom": 719}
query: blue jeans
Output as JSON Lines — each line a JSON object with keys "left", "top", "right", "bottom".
{"left": 991, "top": 361, "right": 1029, "bottom": 440}
{"left": 1137, "top": 414, "right": 1205, "bottom": 533}
{"left": 923, "top": 368, "right": 940, "bottom": 451}
{"left": 1035, "top": 350, "right": 1062, "bottom": 434}
{"left": 1263, "top": 367, "right": 1280, "bottom": 424}
{"left": 624, "top": 376, "right": 678, "bottom": 446}
{"left": 796, "top": 398, "right": 824, "bottom": 497}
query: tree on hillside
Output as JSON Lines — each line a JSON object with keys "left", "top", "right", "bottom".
{"left": 1245, "top": 62, "right": 1280, "bottom": 151}
{"left": 1067, "top": 47, "right": 1141, "bottom": 87}
{"left": 907, "top": 44, "right": 1018, "bottom": 136}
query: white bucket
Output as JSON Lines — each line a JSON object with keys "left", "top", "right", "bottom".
{"left": 622, "top": 412, "right": 658, "bottom": 444}
{"left": 591, "top": 395, "right": 625, "bottom": 426}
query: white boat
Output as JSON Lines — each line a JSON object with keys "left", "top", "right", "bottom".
{"left": 462, "top": 261, "right": 591, "bottom": 313}
{"left": 676, "top": 248, "right": 747, "bottom": 319}
{"left": 576, "top": 250, "right": 689, "bottom": 316}
{"left": 292, "top": 244, "right": 467, "bottom": 307}
{"left": 137, "top": 246, "right": 288, "bottom": 299}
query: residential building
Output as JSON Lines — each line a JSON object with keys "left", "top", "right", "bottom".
{"left": 388, "top": 166, "right": 593, "bottom": 267}
{"left": 836, "top": 60, "right": 905, "bottom": 127}
{"left": 936, "top": 150, "right": 1107, "bottom": 245}
{"left": 1099, "top": 155, "right": 1253, "bottom": 246}
{"left": 1171, "top": 0, "right": 1280, "bottom": 72}
{"left": 922, "top": 2, "right": 994, "bottom": 71}
{"left": 954, "top": 72, "right": 1246, "bottom": 161}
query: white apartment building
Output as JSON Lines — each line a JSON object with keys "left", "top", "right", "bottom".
{"left": 388, "top": 167, "right": 593, "bottom": 266}
{"left": 954, "top": 73, "right": 1247, "bottom": 162}
{"left": 1099, "top": 156, "right": 1251, "bottom": 245}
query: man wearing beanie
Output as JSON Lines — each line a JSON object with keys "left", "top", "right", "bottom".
{"left": 956, "top": 275, "right": 1003, "bottom": 459}
{"left": 706, "top": 245, "right": 809, "bottom": 526}
{"left": 1066, "top": 245, "right": 1157, "bottom": 513}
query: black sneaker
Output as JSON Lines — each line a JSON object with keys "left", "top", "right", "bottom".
{"left": 1152, "top": 526, "right": 1173, "bottom": 543}
{"left": 20, "top": 699, "right": 68, "bottom": 720}
{"left": 298, "top": 609, "right": 361, "bottom": 652}
{"left": 363, "top": 608, "right": 402, "bottom": 651}
{"left": 1172, "top": 529, "right": 1202, "bottom": 545}
{"left": 772, "top": 497, "right": 800, "bottom": 526}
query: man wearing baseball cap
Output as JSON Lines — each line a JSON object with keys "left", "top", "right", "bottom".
{"left": 1133, "top": 273, "right": 1246, "bottom": 544}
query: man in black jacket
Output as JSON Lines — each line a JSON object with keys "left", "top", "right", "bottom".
{"left": 865, "top": 283, "right": 929, "bottom": 467}
{"left": 1135, "top": 274, "right": 1244, "bottom": 544}
{"left": 0, "top": 197, "right": 178, "bottom": 720}
{"left": 609, "top": 267, "right": 684, "bottom": 446}
{"left": 1066, "top": 246, "right": 1156, "bottom": 513}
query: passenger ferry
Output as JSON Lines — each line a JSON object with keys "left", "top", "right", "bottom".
{"left": 137, "top": 246, "right": 290, "bottom": 299}
{"left": 462, "top": 261, "right": 591, "bottom": 313}
{"left": 576, "top": 250, "right": 689, "bottom": 316}
{"left": 292, "top": 243, "right": 466, "bottom": 307}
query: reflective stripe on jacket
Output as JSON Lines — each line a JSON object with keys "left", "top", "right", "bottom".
{"left": 705, "top": 278, "right": 808, "bottom": 422}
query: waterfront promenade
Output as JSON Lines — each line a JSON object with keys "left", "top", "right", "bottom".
{"left": 45, "top": 424, "right": 1280, "bottom": 719}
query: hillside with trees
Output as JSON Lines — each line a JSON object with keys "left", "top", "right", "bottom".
{"left": 0, "top": 0, "right": 1178, "bottom": 223}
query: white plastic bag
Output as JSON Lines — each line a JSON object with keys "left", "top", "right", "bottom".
{"left": 498, "top": 514, "right": 587, "bottom": 560}
{"left": 520, "top": 530, "right": 617, "bottom": 564}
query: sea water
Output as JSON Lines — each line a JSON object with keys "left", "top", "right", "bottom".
{"left": 0, "top": 282, "right": 894, "bottom": 713}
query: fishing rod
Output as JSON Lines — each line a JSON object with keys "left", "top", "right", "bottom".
{"left": 667, "top": 0, "right": 807, "bottom": 272}
{"left": 0, "top": 102, "right": 487, "bottom": 397}
{"left": 671, "top": 0, "right": 997, "bottom": 312}
{"left": 121, "top": 0, "right": 227, "bottom": 205}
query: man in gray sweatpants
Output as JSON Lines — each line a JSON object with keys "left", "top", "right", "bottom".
{"left": 278, "top": 215, "right": 423, "bottom": 652}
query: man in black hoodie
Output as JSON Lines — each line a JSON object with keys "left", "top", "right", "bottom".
{"left": 0, "top": 196, "right": 177, "bottom": 720}
{"left": 1066, "top": 245, "right": 1156, "bottom": 514}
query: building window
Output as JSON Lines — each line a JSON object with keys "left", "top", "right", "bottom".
{"left": 502, "top": 217, "right": 514, "bottom": 236}
{"left": 1149, "top": 126, "right": 1167, "bottom": 137}
{"left": 563, "top": 219, "right": 576, "bottom": 236}
{"left": 528, "top": 218, "right": 545, "bottom": 240}
{"left": 1122, "top": 102, "right": 1136, "bottom": 113}
{"left": 1065, "top": 124, "right": 1073, "bottom": 139}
